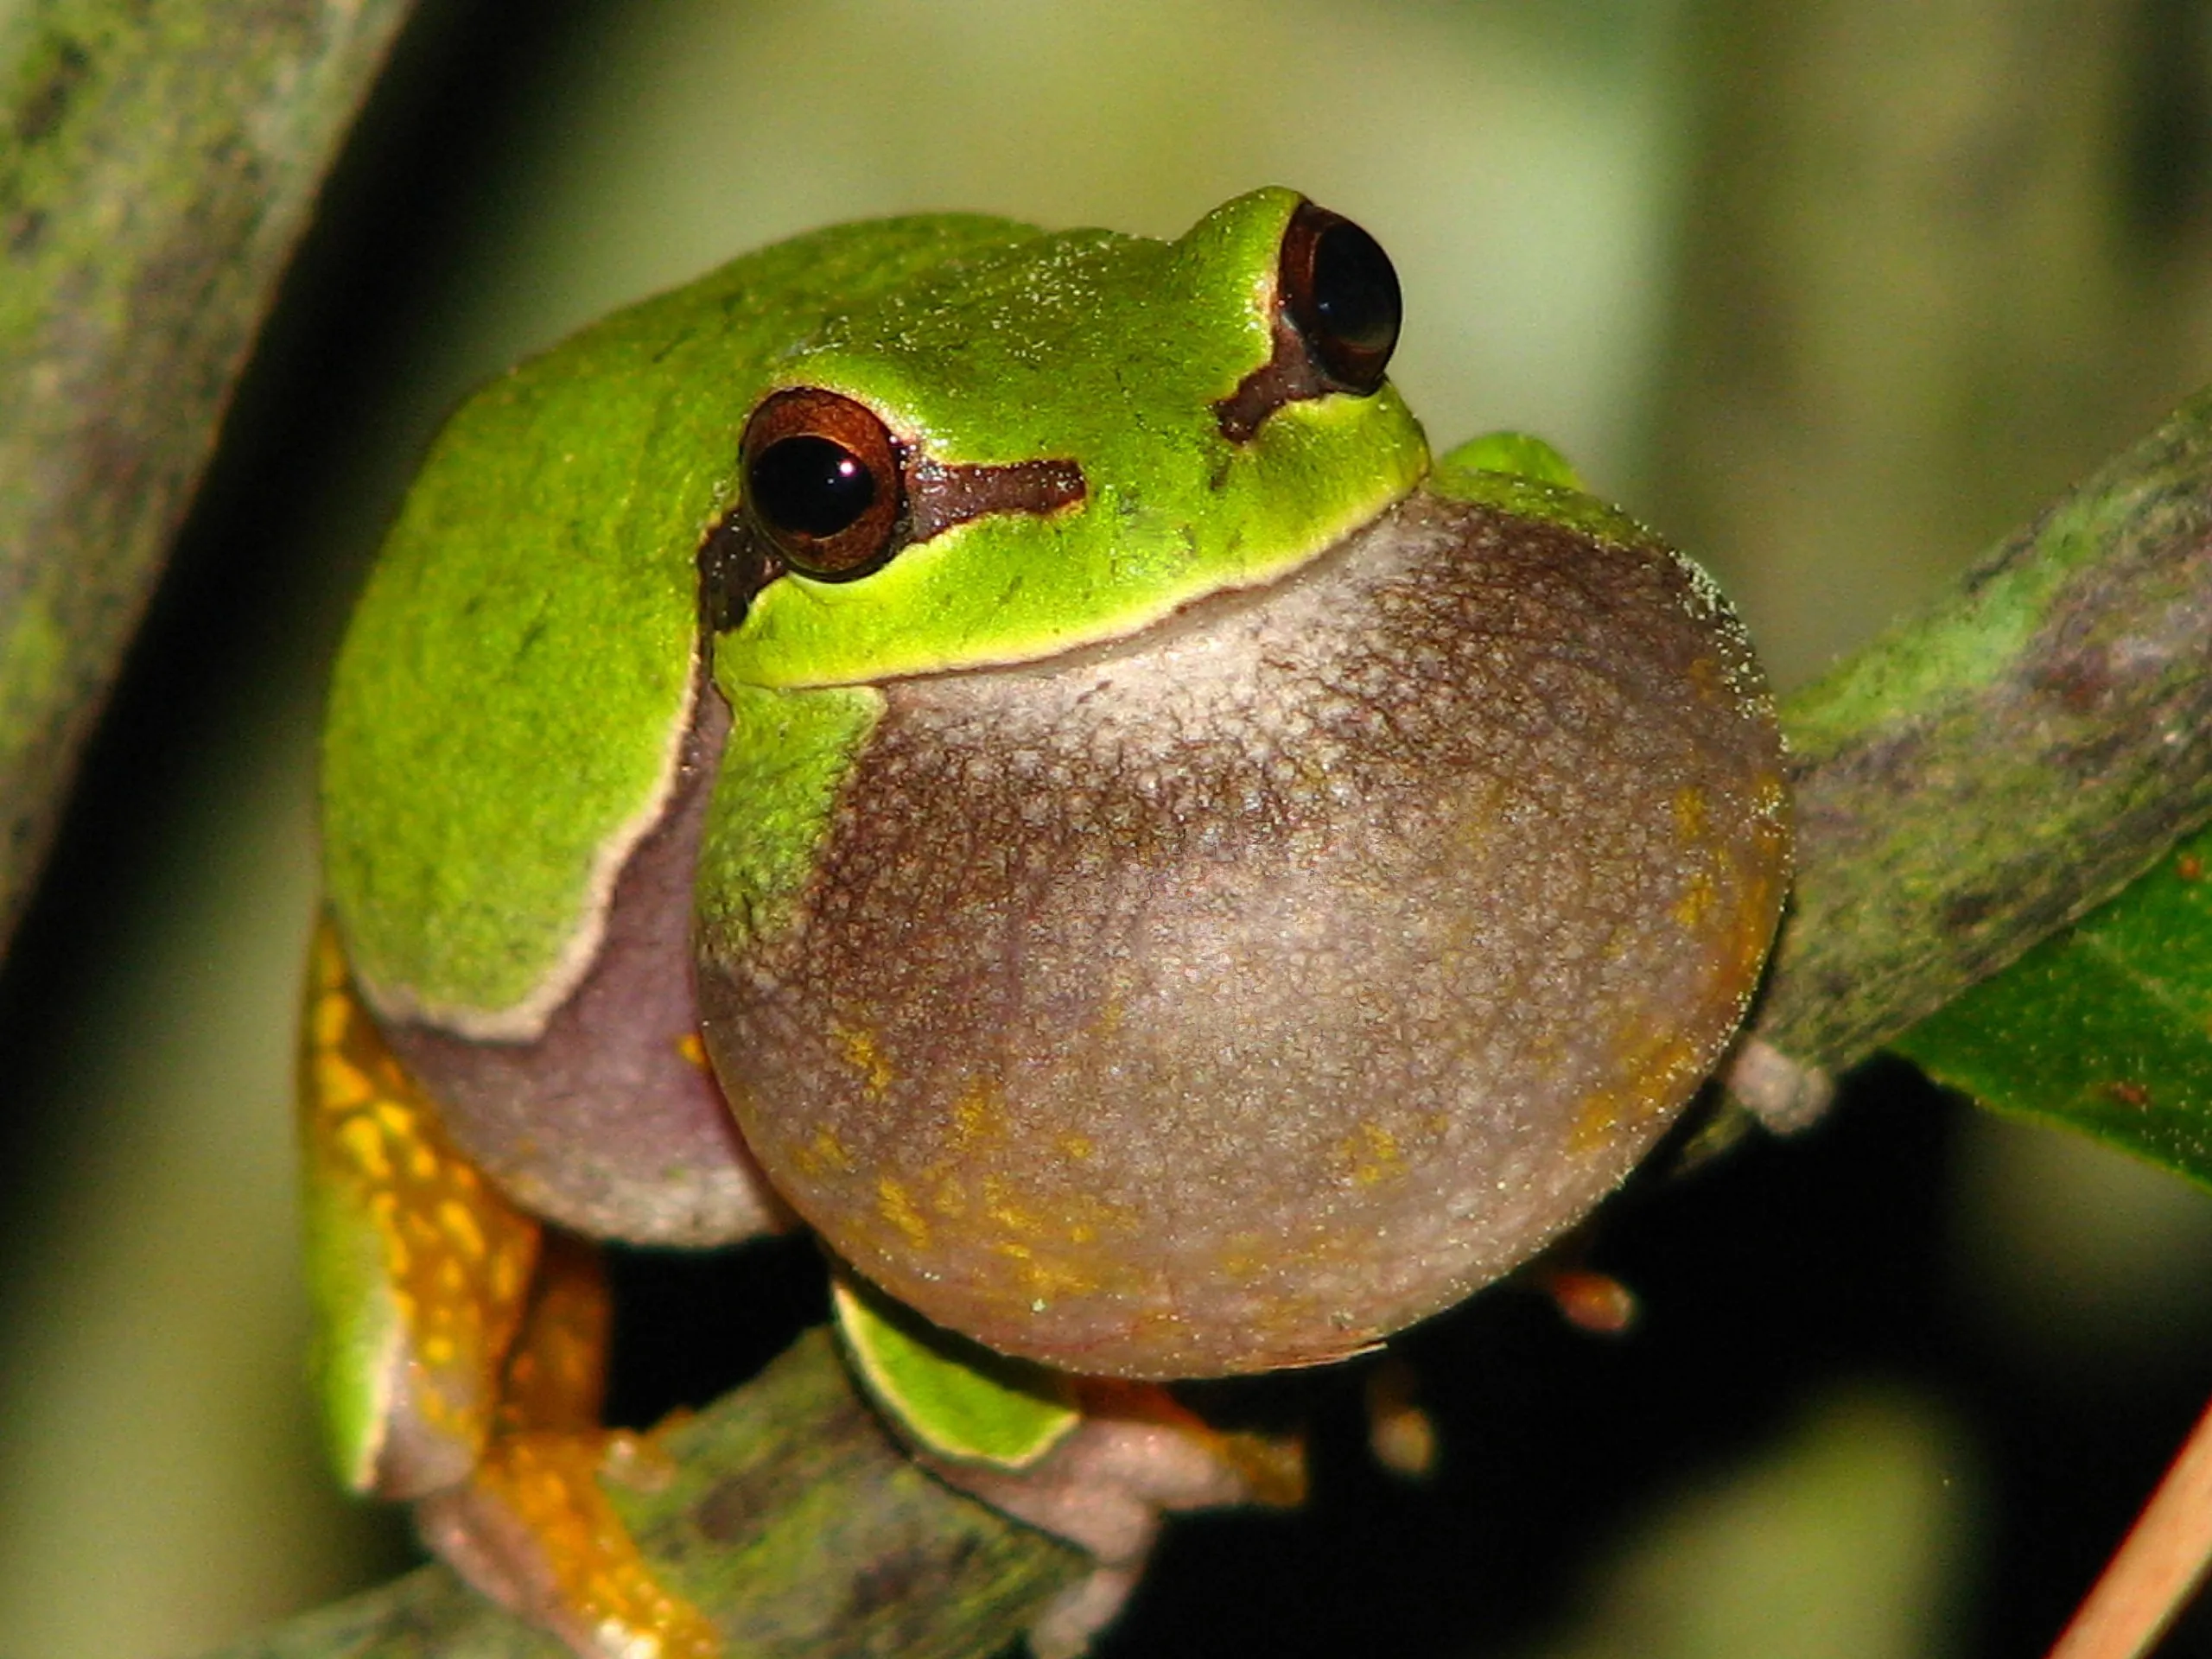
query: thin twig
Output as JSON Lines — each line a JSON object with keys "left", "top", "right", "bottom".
{"left": 2047, "top": 1391, "right": 2212, "bottom": 1659}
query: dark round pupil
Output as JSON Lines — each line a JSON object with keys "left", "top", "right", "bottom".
{"left": 750, "top": 434, "right": 878, "bottom": 537}
{"left": 1308, "top": 219, "right": 1400, "bottom": 353}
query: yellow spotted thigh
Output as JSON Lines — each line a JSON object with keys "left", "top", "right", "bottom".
{"left": 300, "top": 922, "right": 719, "bottom": 1658}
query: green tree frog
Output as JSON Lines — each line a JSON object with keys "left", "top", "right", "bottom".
{"left": 304, "top": 188, "right": 1789, "bottom": 1658}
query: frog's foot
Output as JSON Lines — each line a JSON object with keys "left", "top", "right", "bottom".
{"left": 417, "top": 1427, "right": 716, "bottom": 1659}
{"left": 412, "top": 1232, "right": 721, "bottom": 1659}
{"left": 1725, "top": 1037, "right": 1837, "bottom": 1135}
{"left": 832, "top": 1268, "right": 1300, "bottom": 1657}
{"left": 1533, "top": 1265, "right": 1639, "bottom": 1335}
{"left": 926, "top": 1381, "right": 1305, "bottom": 1659}
{"left": 1362, "top": 1354, "right": 1438, "bottom": 1480}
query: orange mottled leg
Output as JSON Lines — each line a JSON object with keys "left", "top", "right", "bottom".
{"left": 301, "top": 920, "right": 717, "bottom": 1658}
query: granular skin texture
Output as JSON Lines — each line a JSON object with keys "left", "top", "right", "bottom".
{"left": 697, "top": 491, "right": 1789, "bottom": 1377}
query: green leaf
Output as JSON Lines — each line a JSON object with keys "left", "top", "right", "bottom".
{"left": 1895, "top": 823, "right": 2212, "bottom": 1186}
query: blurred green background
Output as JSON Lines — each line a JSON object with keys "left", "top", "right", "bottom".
{"left": 9, "top": 1, "right": 2212, "bottom": 1654}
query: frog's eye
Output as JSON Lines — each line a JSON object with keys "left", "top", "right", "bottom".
{"left": 741, "top": 388, "right": 906, "bottom": 581}
{"left": 1279, "top": 202, "right": 1401, "bottom": 396}
{"left": 1215, "top": 200, "right": 1403, "bottom": 442}
{"left": 701, "top": 388, "right": 1086, "bottom": 632}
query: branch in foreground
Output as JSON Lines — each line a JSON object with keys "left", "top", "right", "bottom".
{"left": 222, "top": 1331, "right": 1082, "bottom": 1659}
{"left": 208, "top": 390, "right": 2212, "bottom": 1656}
{"left": 0, "top": 0, "right": 418, "bottom": 959}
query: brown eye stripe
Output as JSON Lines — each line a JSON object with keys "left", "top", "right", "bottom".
{"left": 906, "top": 455, "right": 1085, "bottom": 541}
{"left": 1214, "top": 309, "right": 1334, "bottom": 445}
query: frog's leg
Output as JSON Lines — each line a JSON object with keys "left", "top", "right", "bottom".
{"left": 301, "top": 922, "right": 718, "bottom": 1659}
{"left": 831, "top": 1270, "right": 1305, "bottom": 1659}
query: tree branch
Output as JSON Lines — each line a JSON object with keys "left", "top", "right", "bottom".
{"left": 1746, "top": 385, "right": 2212, "bottom": 1083}
{"left": 221, "top": 1331, "right": 1082, "bottom": 1659}
{"left": 0, "top": 0, "right": 419, "bottom": 960}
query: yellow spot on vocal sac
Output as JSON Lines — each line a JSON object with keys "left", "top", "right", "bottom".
{"left": 1569, "top": 1091, "right": 1622, "bottom": 1156}
{"left": 676, "top": 1031, "right": 709, "bottom": 1071}
{"left": 875, "top": 1178, "right": 931, "bottom": 1248}
{"left": 991, "top": 1241, "right": 1102, "bottom": 1300}
{"left": 1338, "top": 1122, "right": 1405, "bottom": 1187}
{"left": 1570, "top": 1019, "right": 1707, "bottom": 1155}
{"left": 1687, "top": 655, "right": 1726, "bottom": 705}
{"left": 1672, "top": 785, "right": 1708, "bottom": 843}
{"left": 950, "top": 1075, "right": 1007, "bottom": 1150}
{"left": 832, "top": 1023, "right": 895, "bottom": 1096}
{"left": 1217, "top": 1243, "right": 1267, "bottom": 1281}
{"left": 812, "top": 1128, "right": 854, "bottom": 1173}
{"left": 982, "top": 1176, "right": 1046, "bottom": 1237}
{"left": 1673, "top": 870, "right": 1718, "bottom": 930}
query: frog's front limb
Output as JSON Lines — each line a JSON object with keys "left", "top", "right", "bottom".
{"left": 935, "top": 1390, "right": 1305, "bottom": 1659}
{"left": 832, "top": 1271, "right": 1304, "bottom": 1658}
{"left": 302, "top": 924, "right": 719, "bottom": 1658}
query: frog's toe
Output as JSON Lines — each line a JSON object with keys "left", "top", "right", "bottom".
{"left": 923, "top": 1413, "right": 1227, "bottom": 1567}
{"left": 1025, "top": 1563, "right": 1144, "bottom": 1659}
{"left": 415, "top": 1428, "right": 718, "bottom": 1659}
{"left": 919, "top": 1389, "right": 1303, "bottom": 1656}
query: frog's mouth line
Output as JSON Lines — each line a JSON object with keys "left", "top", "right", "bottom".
{"left": 881, "top": 482, "right": 1421, "bottom": 690}
{"left": 710, "top": 469, "right": 1432, "bottom": 701}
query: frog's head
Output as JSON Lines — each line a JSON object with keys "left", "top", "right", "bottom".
{"left": 706, "top": 188, "right": 1428, "bottom": 690}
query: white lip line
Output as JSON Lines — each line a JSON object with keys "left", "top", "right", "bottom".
{"left": 733, "top": 490, "right": 1416, "bottom": 696}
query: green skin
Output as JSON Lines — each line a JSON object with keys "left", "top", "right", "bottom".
{"left": 318, "top": 190, "right": 1777, "bottom": 1487}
